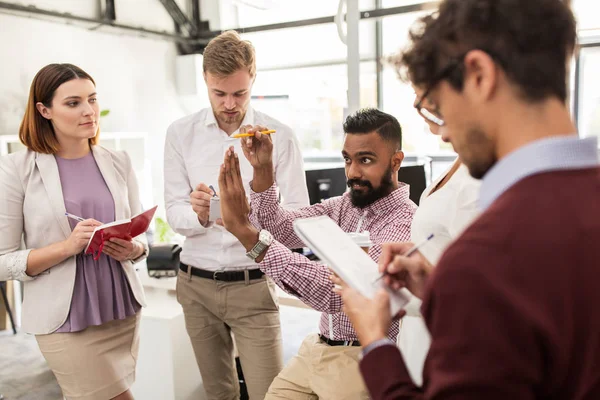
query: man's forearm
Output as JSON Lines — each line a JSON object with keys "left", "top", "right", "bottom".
{"left": 252, "top": 164, "right": 275, "bottom": 193}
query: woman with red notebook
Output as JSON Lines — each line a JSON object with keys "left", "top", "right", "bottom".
{"left": 0, "top": 63, "right": 150, "bottom": 400}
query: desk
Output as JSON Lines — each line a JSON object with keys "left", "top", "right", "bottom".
{"left": 131, "top": 272, "right": 311, "bottom": 400}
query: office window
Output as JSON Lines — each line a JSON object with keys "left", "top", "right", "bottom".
{"left": 572, "top": 0, "right": 600, "bottom": 31}
{"left": 228, "top": 1, "right": 453, "bottom": 156}
{"left": 220, "top": 0, "right": 376, "bottom": 30}
{"left": 381, "top": 0, "right": 439, "bottom": 6}
{"left": 252, "top": 62, "right": 378, "bottom": 156}
{"left": 242, "top": 20, "right": 376, "bottom": 71}
{"left": 379, "top": 10, "right": 455, "bottom": 154}
{"left": 576, "top": 46, "right": 600, "bottom": 145}
{"left": 236, "top": 8, "right": 379, "bottom": 157}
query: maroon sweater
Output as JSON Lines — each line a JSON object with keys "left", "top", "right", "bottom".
{"left": 360, "top": 168, "right": 600, "bottom": 400}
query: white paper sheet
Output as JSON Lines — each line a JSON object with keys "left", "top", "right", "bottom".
{"left": 293, "top": 215, "right": 409, "bottom": 316}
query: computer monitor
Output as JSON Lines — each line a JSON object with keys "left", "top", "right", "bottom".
{"left": 305, "top": 165, "right": 426, "bottom": 206}
{"left": 304, "top": 168, "right": 347, "bottom": 205}
{"left": 398, "top": 164, "right": 427, "bottom": 206}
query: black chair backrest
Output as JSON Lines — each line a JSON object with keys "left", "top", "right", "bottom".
{"left": 398, "top": 164, "right": 427, "bottom": 206}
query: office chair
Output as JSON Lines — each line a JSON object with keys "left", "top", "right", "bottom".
{"left": 0, "top": 281, "right": 17, "bottom": 334}
{"left": 398, "top": 164, "right": 427, "bottom": 206}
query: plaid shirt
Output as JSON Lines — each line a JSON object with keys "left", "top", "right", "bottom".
{"left": 250, "top": 183, "right": 416, "bottom": 341}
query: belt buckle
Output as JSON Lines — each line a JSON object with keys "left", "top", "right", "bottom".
{"left": 344, "top": 340, "right": 352, "bottom": 346}
{"left": 213, "top": 270, "right": 225, "bottom": 281}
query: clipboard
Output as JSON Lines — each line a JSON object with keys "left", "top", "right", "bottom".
{"left": 293, "top": 215, "right": 410, "bottom": 316}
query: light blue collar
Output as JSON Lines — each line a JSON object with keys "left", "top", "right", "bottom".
{"left": 479, "top": 135, "right": 598, "bottom": 210}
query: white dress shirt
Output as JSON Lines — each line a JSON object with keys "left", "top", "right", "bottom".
{"left": 399, "top": 161, "right": 481, "bottom": 386}
{"left": 164, "top": 107, "right": 309, "bottom": 271}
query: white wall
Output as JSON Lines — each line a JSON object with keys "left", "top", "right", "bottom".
{"left": 0, "top": 0, "right": 195, "bottom": 215}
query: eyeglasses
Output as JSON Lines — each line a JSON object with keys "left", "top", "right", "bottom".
{"left": 414, "top": 58, "right": 463, "bottom": 127}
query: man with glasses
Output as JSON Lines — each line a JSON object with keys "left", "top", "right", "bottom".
{"left": 333, "top": 0, "right": 600, "bottom": 399}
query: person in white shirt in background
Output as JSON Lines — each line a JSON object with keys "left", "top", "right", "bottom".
{"left": 163, "top": 30, "right": 309, "bottom": 400}
{"left": 392, "top": 84, "right": 481, "bottom": 386}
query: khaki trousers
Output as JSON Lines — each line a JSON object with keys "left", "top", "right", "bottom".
{"left": 266, "top": 334, "right": 370, "bottom": 400}
{"left": 176, "top": 269, "right": 283, "bottom": 400}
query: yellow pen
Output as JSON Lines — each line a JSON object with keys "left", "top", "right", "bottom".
{"left": 232, "top": 129, "right": 276, "bottom": 138}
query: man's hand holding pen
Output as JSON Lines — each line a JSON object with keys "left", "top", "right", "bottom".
{"left": 239, "top": 124, "right": 274, "bottom": 169}
{"left": 377, "top": 239, "right": 435, "bottom": 300}
{"left": 191, "top": 183, "right": 214, "bottom": 227}
{"left": 239, "top": 124, "right": 276, "bottom": 193}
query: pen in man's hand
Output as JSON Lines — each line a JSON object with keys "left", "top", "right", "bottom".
{"left": 208, "top": 185, "right": 218, "bottom": 197}
{"left": 232, "top": 129, "right": 276, "bottom": 138}
{"left": 65, "top": 212, "right": 85, "bottom": 222}
{"left": 372, "top": 234, "right": 435, "bottom": 284}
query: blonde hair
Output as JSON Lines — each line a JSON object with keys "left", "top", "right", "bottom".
{"left": 202, "top": 30, "right": 256, "bottom": 78}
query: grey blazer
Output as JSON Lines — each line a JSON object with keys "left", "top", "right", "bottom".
{"left": 0, "top": 145, "right": 147, "bottom": 334}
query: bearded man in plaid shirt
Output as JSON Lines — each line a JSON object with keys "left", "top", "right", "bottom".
{"left": 218, "top": 108, "right": 416, "bottom": 400}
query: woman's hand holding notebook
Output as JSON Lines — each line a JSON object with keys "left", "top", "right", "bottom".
{"left": 84, "top": 205, "right": 158, "bottom": 260}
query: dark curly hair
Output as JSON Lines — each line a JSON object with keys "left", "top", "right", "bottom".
{"left": 394, "top": 0, "right": 576, "bottom": 103}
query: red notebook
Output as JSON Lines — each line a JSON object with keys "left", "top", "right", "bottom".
{"left": 85, "top": 205, "right": 158, "bottom": 260}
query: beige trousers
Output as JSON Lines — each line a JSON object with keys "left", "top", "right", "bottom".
{"left": 266, "top": 334, "right": 370, "bottom": 400}
{"left": 176, "top": 269, "right": 283, "bottom": 400}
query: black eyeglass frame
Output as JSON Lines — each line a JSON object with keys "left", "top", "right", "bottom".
{"left": 414, "top": 49, "right": 503, "bottom": 127}
{"left": 413, "top": 57, "right": 464, "bottom": 127}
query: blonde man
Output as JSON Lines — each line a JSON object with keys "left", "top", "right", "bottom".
{"left": 164, "top": 31, "right": 309, "bottom": 400}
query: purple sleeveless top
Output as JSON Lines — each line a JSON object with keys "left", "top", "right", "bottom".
{"left": 54, "top": 152, "right": 140, "bottom": 333}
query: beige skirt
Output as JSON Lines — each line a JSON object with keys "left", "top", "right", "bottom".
{"left": 36, "top": 312, "right": 141, "bottom": 400}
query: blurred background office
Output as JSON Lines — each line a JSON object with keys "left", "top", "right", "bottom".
{"left": 1, "top": 1, "right": 599, "bottom": 399}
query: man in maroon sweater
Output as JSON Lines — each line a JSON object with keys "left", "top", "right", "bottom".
{"left": 331, "top": 0, "right": 600, "bottom": 399}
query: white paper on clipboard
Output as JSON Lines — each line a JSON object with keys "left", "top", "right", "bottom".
{"left": 293, "top": 215, "right": 410, "bottom": 316}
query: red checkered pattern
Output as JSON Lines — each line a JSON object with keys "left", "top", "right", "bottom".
{"left": 251, "top": 183, "right": 416, "bottom": 341}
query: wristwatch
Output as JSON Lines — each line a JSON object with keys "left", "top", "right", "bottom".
{"left": 246, "top": 230, "right": 274, "bottom": 261}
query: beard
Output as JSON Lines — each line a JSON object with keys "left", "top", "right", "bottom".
{"left": 459, "top": 126, "right": 497, "bottom": 180}
{"left": 218, "top": 111, "right": 242, "bottom": 125}
{"left": 347, "top": 165, "right": 395, "bottom": 208}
